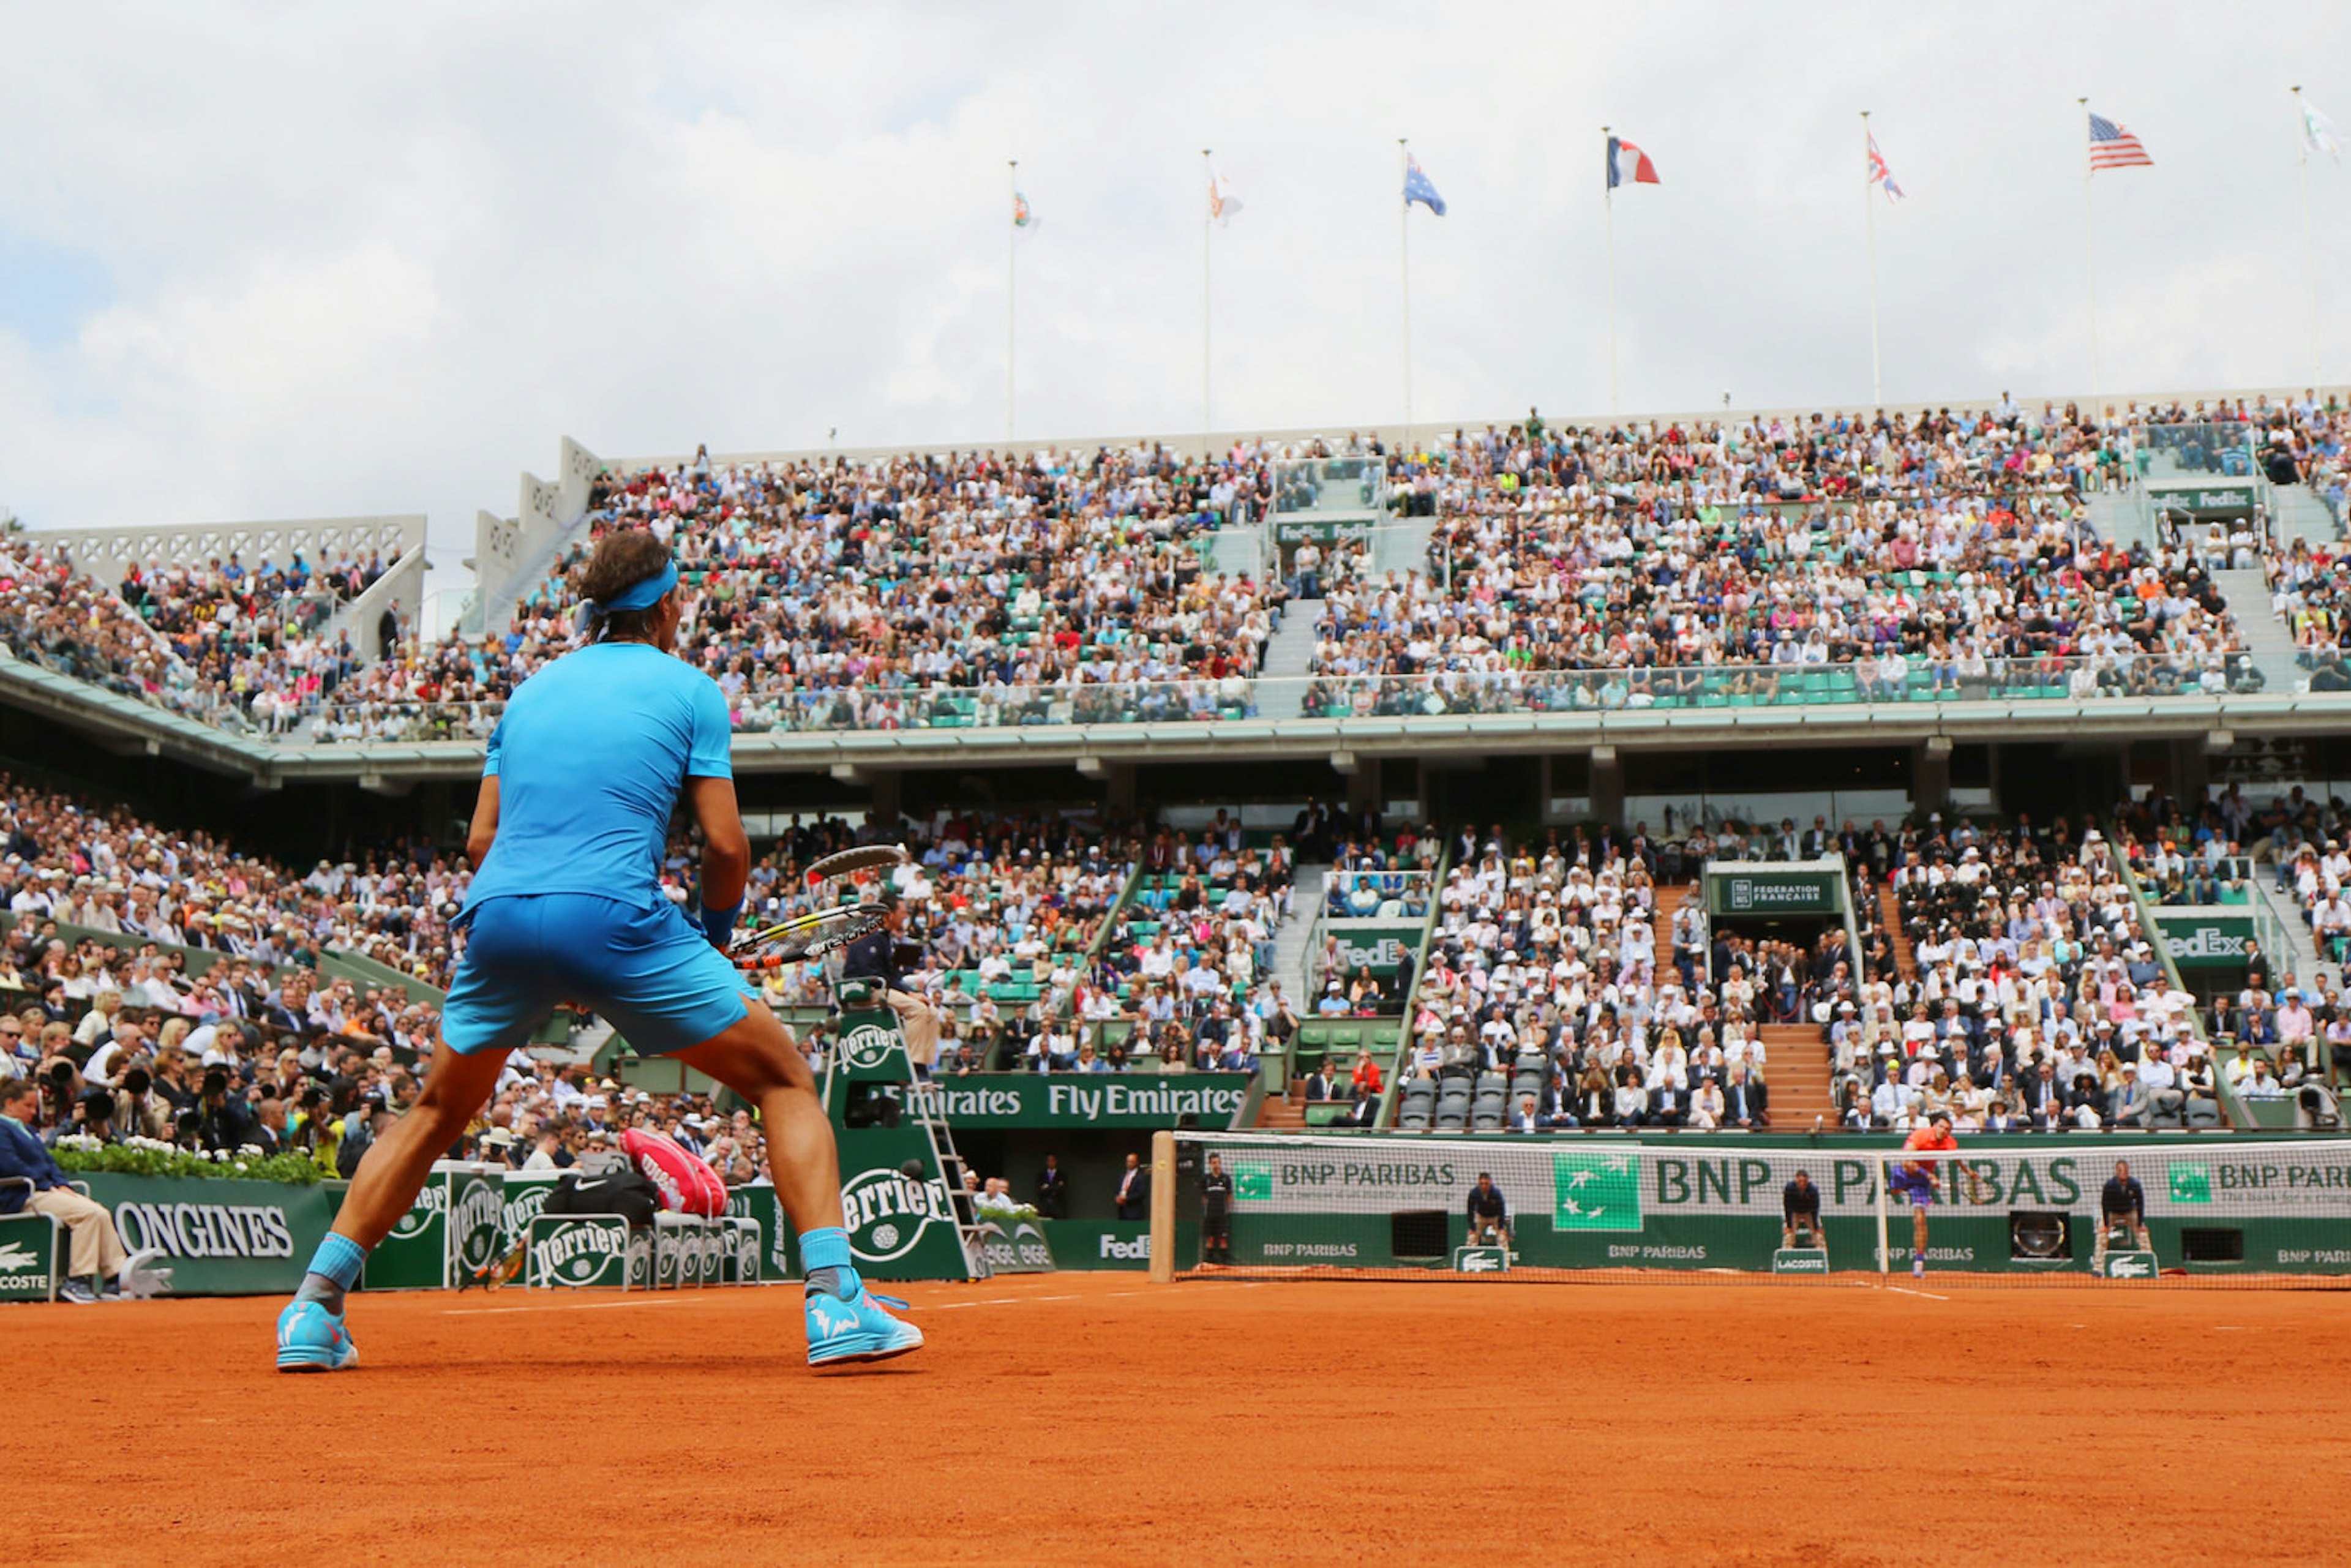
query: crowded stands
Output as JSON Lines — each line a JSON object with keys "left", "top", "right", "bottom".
{"left": 10, "top": 394, "right": 2349, "bottom": 740}
{"left": 0, "top": 539, "right": 399, "bottom": 734}
{"left": 1393, "top": 828, "right": 1817, "bottom": 1135}
{"left": 1848, "top": 816, "right": 2222, "bottom": 1133}
{"left": 1078, "top": 816, "right": 1295, "bottom": 1076}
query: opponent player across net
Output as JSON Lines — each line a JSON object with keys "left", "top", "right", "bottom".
{"left": 1884, "top": 1109, "right": 1985, "bottom": 1278}
{"left": 274, "top": 528, "right": 923, "bottom": 1372}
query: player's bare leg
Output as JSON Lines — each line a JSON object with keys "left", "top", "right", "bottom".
{"left": 673, "top": 998, "right": 842, "bottom": 1232}
{"left": 675, "top": 996, "right": 923, "bottom": 1367}
{"left": 276, "top": 1042, "right": 509, "bottom": 1371}
{"left": 1911, "top": 1205, "right": 1930, "bottom": 1277}
{"left": 334, "top": 1046, "right": 514, "bottom": 1245}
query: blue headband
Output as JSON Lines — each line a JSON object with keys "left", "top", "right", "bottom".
{"left": 598, "top": 560, "right": 678, "bottom": 613}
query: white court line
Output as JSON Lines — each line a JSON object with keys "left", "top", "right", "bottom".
{"left": 443, "top": 1297, "right": 720, "bottom": 1315}
{"left": 1884, "top": 1285, "right": 1949, "bottom": 1302}
{"left": 443, "top": 1280, "right": 1245, "bottom": 1317}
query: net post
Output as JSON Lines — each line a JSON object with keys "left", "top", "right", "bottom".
{"left": 1148, "top": 1130, "right": 1176, "bottom": 1285}
{"left": 1875, "top": 1151, "right": 1890, "bottom": 1279}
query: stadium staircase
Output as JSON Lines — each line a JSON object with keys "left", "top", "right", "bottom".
{"left": 1758, "top": 1024, "right": 1837, "bottom": 1131}
{"left": 1876, "top": 883, "right": 1916, "bottom": 981}
{"left": 1255, "top": 863, "right": 1330, "bottom": 1128}
{"left": 1271, "top": 865, "right": 1329, "bottom": 999}
{"left": 2084, "top": 487, "right": 2156, "bottom": 552}
{"left": 2251, "top": 874, "right": 2331, "bottom": 992}
{"left": 2213, "top": 567, "right": 2303, "bottom": 695}
{"left": 2268, "top": 482, "right": 2341, "bottom": 549}
{"left": 1255, "top": 609, "right": 1322, "bottom": 720}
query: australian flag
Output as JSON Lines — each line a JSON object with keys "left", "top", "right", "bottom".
{"left": 1403, "top": 154, "right": 1447, "bottom": 216}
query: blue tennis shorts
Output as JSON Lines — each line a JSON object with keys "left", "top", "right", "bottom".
{"left": 442, "top": 893, "right": 752, "bottom": 1058}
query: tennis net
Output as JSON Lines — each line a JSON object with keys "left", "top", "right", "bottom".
{"left": 1155, "top": 1130, "right": 2351, "bottom": 1286}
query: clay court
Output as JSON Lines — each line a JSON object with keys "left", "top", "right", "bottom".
{"left": 14, "top": 1273, "right": 2345, "bottom": 1566}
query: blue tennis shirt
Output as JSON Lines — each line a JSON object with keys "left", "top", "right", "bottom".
{"left": 462, "top": 642, "right": 733, "bottom": 915}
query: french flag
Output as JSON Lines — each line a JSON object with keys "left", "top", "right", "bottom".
{"left": 1606, "top": 135, "right": 1660, "bottom": 190}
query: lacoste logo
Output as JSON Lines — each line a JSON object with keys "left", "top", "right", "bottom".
{"left": 0, "top": 1242, "right": 37, "bottom": 1274}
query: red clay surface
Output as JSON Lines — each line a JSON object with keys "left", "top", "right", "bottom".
{"left": 13, "top": 1272, "right": 2347, "bottom": 1566}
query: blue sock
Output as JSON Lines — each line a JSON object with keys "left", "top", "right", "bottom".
{"left": 799, "top": 1226, "right": 863, "bottom": 1301}
{"left": 295, "top": 1232, "right": 368, "bottom": 1314}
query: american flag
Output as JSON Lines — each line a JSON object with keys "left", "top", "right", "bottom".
{"left": 2087, "top": 111, "right": 2153, "bottom": 171}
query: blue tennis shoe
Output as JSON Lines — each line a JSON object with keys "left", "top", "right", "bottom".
{"left": 276, "top": 1299, "right": 359, "bottom": 1373}
{"left": 805, "top": 1286, "right": 923, "bottom": 1367}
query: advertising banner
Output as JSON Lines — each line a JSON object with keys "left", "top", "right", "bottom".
{"left": 0, "top": 1212, "right": 64, "bottom": 1300}
{"left": 362, "top": 1161, "right": 503, "bottom": 1291}
{"left": 1706, "top": 869, "right": 1843, "bottom": 917}
{"left": 2156, "top": 914, "right": 2254, "bottom": 969}
{"left": 973, "top": 1213, "right": 1056, "bottom": 1274}
{"left": 1206, "top": 1138, "right": 2351, "bottom": 1275}
{"left": 917, "top": 1075, "right": 1251, "bottom": 1130}
{"left": 83, "top": 1173, "right": 339, "bottom": 1296}
{"left": 1318, "top": 923, "right": 1427, "bottom": 975}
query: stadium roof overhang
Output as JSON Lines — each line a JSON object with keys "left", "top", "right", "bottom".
{"left": 7, "top": 658, "right": 2348, "bottom": 787}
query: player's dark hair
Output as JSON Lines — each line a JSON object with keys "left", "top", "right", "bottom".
{"left": 576, "top": 528, "right": 674, "bottom": 643}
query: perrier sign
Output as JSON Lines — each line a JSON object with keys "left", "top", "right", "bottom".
{"left": 1552, "top": 1150, "right": 1641, "bottom": 1231}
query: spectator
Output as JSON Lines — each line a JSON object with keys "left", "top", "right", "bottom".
{"left": 0, "top": 1077, "right": 132, "bottom": 1301}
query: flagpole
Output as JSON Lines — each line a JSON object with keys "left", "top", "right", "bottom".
{"left": 1863, "top": 111, "right": 1883, "bottom": 410}
{"left": 2079, "top": 97, "right": 2101, "bottom": 403}
{"left": 1603, "top": 125, "right": 1619, "bottom": 418}
{"left": 1006, "top": 159, "right": 1018, "bottom": 447}
{"left": 1203, "top": 149, "right": 1215, "bottom": 459}
{"left": 2294, "top": 86, "right": 2319, "bottom": 390}
{"left": 1399, "top": 138, "right": 1414, "bottom": 452}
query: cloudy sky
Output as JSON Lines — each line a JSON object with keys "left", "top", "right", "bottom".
{"left": 2, "top": 2, "right": 2345, "bottom": 578}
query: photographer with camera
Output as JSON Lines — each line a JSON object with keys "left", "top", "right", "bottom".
{"left": 1, "top": 1076, "right": 130, "bottom": 1302}
{"left": 190, "top": 1066, "right": 255, "bottom": 1153}
{"left": 113, "top": 1065, "right": 172, "bottom": 1141}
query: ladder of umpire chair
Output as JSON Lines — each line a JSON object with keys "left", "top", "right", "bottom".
{"left": 911, "top": 1086, "right": 991, "bottom": 1278}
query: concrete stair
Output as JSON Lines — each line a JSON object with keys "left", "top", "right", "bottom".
{"left": 2269, "top": 482, "right": 2341, "bottom": 549}
{"left": 2252, "top": 874, "right": 2333, "bottom": 994}
{"left": 1270, "top": 865, "right": 1328, "bottom": 1000}
{"left": 1254, "top": 606, "right": 1322, "bottom": 720}
{"left": 2213, "top": 566, "right": 2303, "bottom": 695}
{"left": 1876, "top": 884, "right": 1916, "bottom": 982}
{"left": 1759, "top": 1023, "right": 1839, "bottom": 1131}
{"left": 2085, "top": 487, "right": 2155, "bottom": 552}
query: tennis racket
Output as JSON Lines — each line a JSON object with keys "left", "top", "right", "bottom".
{"left": 806, "top": 843, "right": 909, "bottom": 886}
{"left": 731, "top": 901, "right": 889, "bottom": 969}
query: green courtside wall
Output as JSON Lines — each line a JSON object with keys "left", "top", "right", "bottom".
{"left": 1177, "top": 1131, "right": 2351, "bottom": 1275}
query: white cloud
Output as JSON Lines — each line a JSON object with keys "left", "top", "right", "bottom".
{"left": 0, "top": 1, "right": 2344, "bottom": 577}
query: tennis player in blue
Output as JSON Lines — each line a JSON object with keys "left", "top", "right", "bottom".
{"left": 274, "top": 528, "right": 920, "bottom": 1371}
